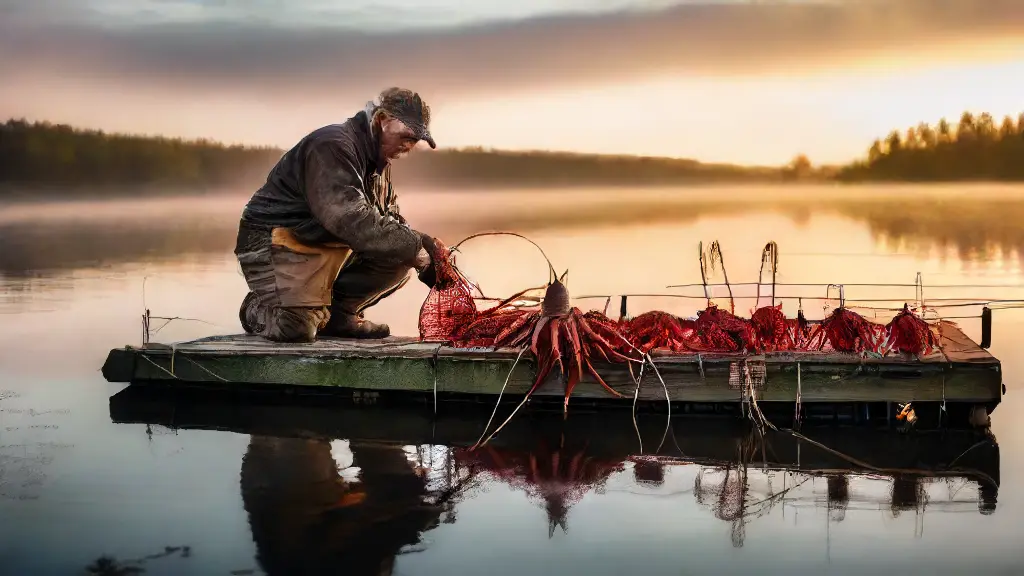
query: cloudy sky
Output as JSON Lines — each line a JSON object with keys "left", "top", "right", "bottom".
{"left": 3, "top": 0, "right": 1024, "bottom": 165}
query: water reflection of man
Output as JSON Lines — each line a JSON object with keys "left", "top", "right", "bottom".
{"left": 239, "top": 436, "right": 442, "bottom": 575}
{"left": 234, "top": 87, "right": 441, "bottom": 343}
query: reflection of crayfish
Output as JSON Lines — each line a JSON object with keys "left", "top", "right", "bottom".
{"left": 453, "top": 440, "right": 625, "bottom": 536}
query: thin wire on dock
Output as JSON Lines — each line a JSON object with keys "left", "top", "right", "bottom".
{"left": 666, "top": 281, "right": 1024, "bottom": 289}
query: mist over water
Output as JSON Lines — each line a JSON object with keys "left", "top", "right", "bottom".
{"left": 1, "top": 184, "right": 1022, "bottom": 575}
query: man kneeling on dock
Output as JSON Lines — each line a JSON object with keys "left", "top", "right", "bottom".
{"left": 234, "top": 87, "right": 440, "bottom": 342}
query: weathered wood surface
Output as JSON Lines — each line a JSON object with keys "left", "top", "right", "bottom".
{"left": 102, "top": 321, "right": 1002, "bottom": 405}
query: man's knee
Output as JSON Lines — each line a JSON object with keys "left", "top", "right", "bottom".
{"left": 337, "top": 256, "right": 411, "bottom": 289}
{"left": 264, "top": 306, "right": 328, "bottom": 343}
{"left": 332, "top": 255, "right": 412, "bottom": 313}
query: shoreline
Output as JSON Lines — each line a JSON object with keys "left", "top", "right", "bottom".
{"left": 3, "top": 179, "right": 1024, "bottom": 206}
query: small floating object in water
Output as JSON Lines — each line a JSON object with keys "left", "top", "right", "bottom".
{"left": 896, "top": 402, "right": 918, "bottom": 432}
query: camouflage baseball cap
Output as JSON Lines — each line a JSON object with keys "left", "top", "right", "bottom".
{"left": 378, "top": 87, "right": 436, "bottom": 149}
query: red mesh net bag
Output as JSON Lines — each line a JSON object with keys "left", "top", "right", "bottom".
{"left": 418, "top": 239, "right": 478, "bottom": 342}
{"left": 450, "top": 309, "right": 534, "bottom": 349}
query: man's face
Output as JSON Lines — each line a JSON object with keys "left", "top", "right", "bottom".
{"left": 379, "top": 115, "right": 420, "bottom": 162}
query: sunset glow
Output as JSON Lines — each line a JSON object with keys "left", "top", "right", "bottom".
{"left": 433, "top": 48, "right": 1024, "bottom": 165}
{"left": 4, "top": 0, "right": 1024, "bottom": 165}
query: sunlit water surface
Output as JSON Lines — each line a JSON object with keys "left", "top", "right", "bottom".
{"left": 1, "top": 184, "right": 1023, "bottom": 575}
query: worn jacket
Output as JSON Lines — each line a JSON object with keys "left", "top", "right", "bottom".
{"left": 240, "top": 103, "right": 423, "bottom": 265}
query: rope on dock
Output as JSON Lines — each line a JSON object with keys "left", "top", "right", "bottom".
{"left": 614, "top": 332, "right": 672, "bottom": 455}
{"left": 666, "top": 280, "right": 1024, "bottom": 290}
{"left": 794, "top": 362, "right": 802, "bottom": 428}
{"left": 430, "top": 343, "right": 443, "bottom": 416}
{"left": 726, "top": 388, "right": 1000, "bottom": 489}
{"left": 941, "top": 373, "right": 947, "bottom": 416}
{"left": 725, "top": 354, "right": 1001, "bottom": 488}
{"left": 179, "top": 355, "right": 230, "bottom": 382}
{"left": 470, "top": 346, "right": 529, "bottom": 450}
{"left": 646, "top": 352, "right": 672, "bottom": 454}
{"left": 745, "top": 365, "right": 776, "bottom": 437}
{"left": 138, "top": 354, "right": 179, "bottom": 380}
{"left": 628, "top": 360, "right": 646, "bottom": 455}
{"left": 137, "top": 350, "right": 230, "bottom": 383}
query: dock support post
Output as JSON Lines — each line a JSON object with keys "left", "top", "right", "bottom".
{"left": 981, "top": 307, "right": 992, "bottom": 349}
{"left": 619, "top": 295, "right": 629, "bottom": 321}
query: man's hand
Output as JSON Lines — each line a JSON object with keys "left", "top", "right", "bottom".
{"left": 413, "top": 247, "right": 431, "bottom": 271}
{"left": 414, "top": 233, "right": 440, "bottom": 289}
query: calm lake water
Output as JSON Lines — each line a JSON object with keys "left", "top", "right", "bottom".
{"left": 1, "top": 184, "right": 1023, "bottom": 575}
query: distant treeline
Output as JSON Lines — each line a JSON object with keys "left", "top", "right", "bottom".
{"left": 6, "top": 113, "right": 1024, "bottom": 194}
{"left": 0, "top": 119, "right": 282, "bottom": 191}
{"left": 390, "top": 147, "right": 785, "bottom": 188}
{"left": 0, "top": 119, "right": 791, "bottom": 194}
{"left": 837, "top": 111, "right": 1024, "bottom": 182}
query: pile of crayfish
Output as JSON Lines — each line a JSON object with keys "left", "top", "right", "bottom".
{"left": 419, "top": 236, "right": 639, "bottom": 413}
{"left": 418, "top": 235, "right": 940, "bottom": 414}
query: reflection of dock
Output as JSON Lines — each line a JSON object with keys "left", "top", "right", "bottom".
{"left": 660, "top": 424, "right": 997, "bottom": 547}
{"left": 108, "top": 385, "right": 1000, "bottom": 539}
{"left": 101, "top": 320, "right": 1002, "bottom": 427}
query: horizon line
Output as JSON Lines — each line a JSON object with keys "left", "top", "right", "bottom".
{"left": 4, "top": 115, "right": 815, "bottom": 169}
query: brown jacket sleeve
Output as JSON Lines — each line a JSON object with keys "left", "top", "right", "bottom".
{"left": 304, "top": 140, "right": 423, "bottom": 264}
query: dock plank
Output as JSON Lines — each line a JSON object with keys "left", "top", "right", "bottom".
{"left": 103, "top": 321, "right": 1002, "bottom": 408}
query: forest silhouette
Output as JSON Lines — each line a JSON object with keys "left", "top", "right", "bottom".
{"left": 3, "top": 111, "right": 1024, "bottom": 194}
{"left": 0, "top": 119, "right": 282, "bottom": 192}
{"left": 0, "top": 118, "right": 797, "bottom": 193}
{"left": 837, "top": 111, "right": 1024, "bottom": 182}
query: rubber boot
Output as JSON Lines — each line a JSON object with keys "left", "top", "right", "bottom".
{"left": 320, "top": 311, "right": 391, "bottom": 339}
{"left": 239, "top": 291, "right": 263, "bottom": 334}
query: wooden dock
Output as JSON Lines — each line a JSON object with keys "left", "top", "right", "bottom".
{"left": 101, "top": 320, "right": 1003, "bottom": 424}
